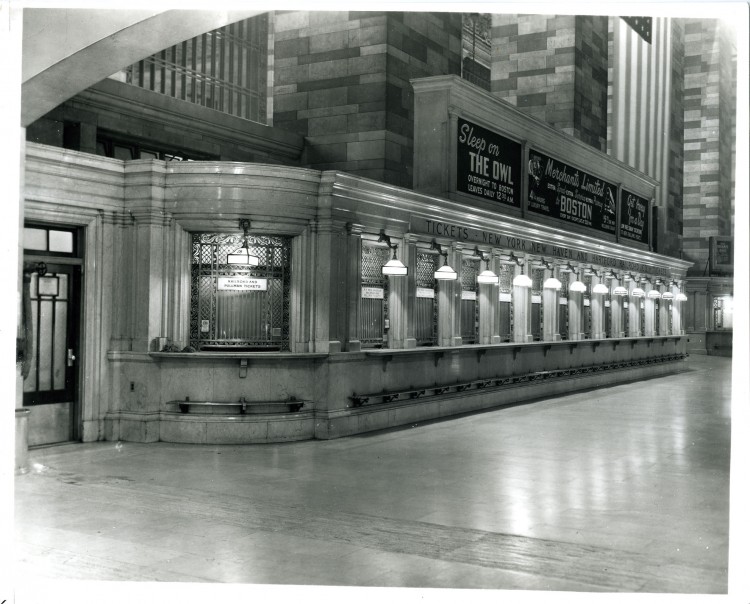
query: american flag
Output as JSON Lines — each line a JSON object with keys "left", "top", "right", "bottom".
{"left": 621, "top": 16, "right": 652, "bottom": 44}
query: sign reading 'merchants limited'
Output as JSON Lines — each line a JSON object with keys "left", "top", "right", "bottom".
{"left": 527, "top": 149, "right": 617, "bottom": 235}
{"left": 456, "top": 118, "right": 522, "bottom": 207}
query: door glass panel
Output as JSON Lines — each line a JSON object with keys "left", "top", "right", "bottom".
{"left": 24, "top": 228, "right": 47, "bottom": 250}
{"left": 49, "top": 231, "right": 74, "bottom": 253}
{"left": 53, "top": 298, "right": 68, "bottom": 390}
{"left": 38, "top": 299, "right": 53, "bottom": 391}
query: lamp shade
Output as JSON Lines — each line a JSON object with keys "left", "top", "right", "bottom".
{"left": 647, "top": 289, "right": 661, "bottom": 299}
{"left": 434, "top": 263, "right": 457, "bottom": 280}
{"left": 631, "top": 287, "right": 645, "bottom": 297}
{"left": 513, "top": 274, "right": 532, "bottom": 287}
{"left": 613, "top": 286, "right": 628, "bottom": 296}
{"left": 569, "top": 280, "right": 586, "bottom": 293}
{"left": 661, "top": 292, "right": 674, "bottom": 300}
{"left": 477, "top": 269, "right": 499, "bottom": 284}
{"left": 382, "top": 257, "right": 408, "bottom": 276}
{"left": 543, "top": 277, "right": 562, "bottom": 289}
{"left": 593, "top": 283, "right": 609, "bottom": 294}
{"left": 676, "top": 293, "right": 688, "bottom": 302}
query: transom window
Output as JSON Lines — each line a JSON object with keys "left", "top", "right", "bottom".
{"left": 190, "top": 233, "right": 291, "bottom": 351}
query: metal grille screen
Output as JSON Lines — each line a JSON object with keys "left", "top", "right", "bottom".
{"left": 360, "top": 245, "right": 390, "bottom": 347}
{"left": 190, "top": 233, "right": 291, "bottom": 350}
{"left": 415, "top": 252, "right": 437, "bottom": 345}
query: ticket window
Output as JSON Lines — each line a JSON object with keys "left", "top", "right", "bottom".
{"left": 191, "top": 233, "right": 291, "bottom": 351}
{"left": 604, "top": 280, "right": 612, "bottom": 338}
{"left": 360, "top": 243, "right": 391, "bottom": 348}
{"left": 415, "top": 251, "right": 438, "bottom": 346}
{"left": 497, "top": 265, "right": 513, "bottom": 342}
{"left": 460, "top": 256, "right": 480, "bottom": 344}
{"left": 531, "top": 268, "right": 544, "bottom": 341}
{"left": 713, "top": 296, "right": 734, "bottom": 330}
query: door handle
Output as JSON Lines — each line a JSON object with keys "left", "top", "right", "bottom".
{"left": 67, "top": 348, "right": 76, "bottom": 367}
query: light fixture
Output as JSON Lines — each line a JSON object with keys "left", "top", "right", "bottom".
{"left": 605, "top": 270, "right": 620, "bottom": 280}
{"left": 227, "top": 219, "right": 260, "bottom": 266}
{"left": 631, "top": 287, "right": 645, "bottom": 298}
{"left": 513, "top": 273, "right": 532, "bottom": 287}
{"left": 432, "top": 241, "right": 457, "bottom": 280}
{"left": 570, "top": 280, "right": 587, "bottom": 293}
{"left": 593, "top": 283, "right": 609, "bottom": 294}
{"left": 661, "top": 292, "right": 674, "bottom": 300}
{"left": 676, "top": 293, "right": 688, "bottom": 302}
{"left": 543, "top": 277, "right": 562, "bottom": 289}
{"left": 623, "top": 273, "right": 634, "bottom": 282}
{"left": 613, "top": 286, "right": 628, "bottom": 296}
{"left": 498, "top": 252, "right": 522, "bottom": 266}
{"left": 379, "top": 231, "right": 408, "bottom": 276}
{"left": 558, "top": 263, "right": 575, "bottom": 273}
{"left": 647, "top": 289, "right": 661, "bottom": 299}
{"left": 475, "top": 248, "right": 498, "bottom": 284}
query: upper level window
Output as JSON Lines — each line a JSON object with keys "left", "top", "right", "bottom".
{"left": 96, "top": 133, "right": 217, "bottom": 162}
{"left": 121, "top": 15, "right": 268, "bottom": 123}
{"left": 190, "top": 232, "right": 291, "bottom": 351}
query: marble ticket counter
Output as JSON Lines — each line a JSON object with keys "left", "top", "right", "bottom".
{"left": 105, "top": 336, "right": 687, "bottom": 444}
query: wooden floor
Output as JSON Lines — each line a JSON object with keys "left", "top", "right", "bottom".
{"left": 13, "top": 355, "right": 734, "bottom": 601}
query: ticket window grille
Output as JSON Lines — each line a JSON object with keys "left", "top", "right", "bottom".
{"left": 360, "top": 244, "right": 390, "bottom": 348}
{"left": 624, "top": 295, "right": 630, "bottom": 335}
{"left": 654, "top": 297, "right": 660, "bottom": 334}
{"left": 558, "top": 272, "right": 569, "bottom": 340}
{"left": 460, "top": 257, "right": 479, "bottom": 344}
{"left": 415, "top": 251, "right": 438, "bottom": 346}
{"left": 667, "top": 300, "right": 673, "bottom": 334}
{"left": 497, "top": 265, "right": 513, "bottom": 342}
{"left": 190, "top": 233, "right": 291, "bottom": 351}
{"left": 531, "top": 268, "right": 544, "bottom": 341}
{"left": 713, "top": 296, "right": 733, "bottom": 330}
{"left": 640, "top": 297, "right": 646, "bottom": 335}
{"left": 583, "top": 275, "right": 592, "bottom": 337}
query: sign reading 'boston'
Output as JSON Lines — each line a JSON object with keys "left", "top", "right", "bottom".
{"left": 456, "top": 118, "right": 522, "bottom": 207}
{"left": 527, "top": 149, "right": 617, "bottom": 235}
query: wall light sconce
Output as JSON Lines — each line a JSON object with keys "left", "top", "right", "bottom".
{"left": 623, "top": 273, "right": 634, "bottom": 282}
{"left": 475, "top": 248, "right": 498, "bottom": 284}
{"left": 604, "top": 270, "right": 620, "bottom": 280}
{"left": 558, "top": 263, "right": 575, "bottom": 273}
{"left": 432, "top": 241, "right": 457, "bottom": 280}
{"left": 543, "top": 276, "right": 562, "bottom": 289}
{"left": 512, "top": 261, "right": 532, "bottom": 288}
{"left": 661, "top": 292, "right": 675, "bottom": 300}
{"left": 498, "top": 252, "right": 522, "bottom": 266}
{"left": 676, "top": 293, "right": 688, "bottom": 302}
{"left": 227, "top": 219, "right": 260, "bottom": 266}
{"left": 647, "top": 289, "right": 662, "bottom": 299}
{"left": 593, "top": 283, "right": 609, "bottom": 294}
{"left": 379, "top": 231, "right": 408, "bottom": 276}
{"left": 570, "top": 280, "right": 587, "bottom": 293}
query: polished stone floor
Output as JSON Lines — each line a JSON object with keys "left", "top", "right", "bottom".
{"left": 14, "top": 355, "right": 734, "bottom": 600}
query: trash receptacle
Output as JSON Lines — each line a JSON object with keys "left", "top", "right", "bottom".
{"left": 15, "top": 408, "right": 31, "bottom": 474}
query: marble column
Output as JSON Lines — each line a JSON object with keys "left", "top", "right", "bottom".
{"left": 568, "top": 271, "right": 585, "bottom": 341}
{"left": 628, "top": 279, "right": 642, "bottom": 337}
{"left": 387, "top": 236, "right": 412, "bottom": 350}
{"left": 512, "top": 261, "right": 533, "bottom": 343}
{"left": 437, "top": 243, "right": 463, "bottom": 347}
{"left": 658, "top": 284, "right": 670, "bottom": 336}
{"left": 610, "top": 279, "right": 625, "bottom": 337}
{"left": 644, "top": 280, "right": 656, "bottom": 337}
{"left": 590, "top": 274, "right": 606, "bottom": 340}
{"left": 542, "top": 267, "right": 560, "bottom": 342}
{"left": 345, "top": 223, "right": 363, "bottom": 352}
{"left": 478, "top": 255, "right": 497, "bottom": 345}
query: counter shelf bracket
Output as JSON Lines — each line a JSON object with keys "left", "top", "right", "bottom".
{"left": 476, "top": 349, "right": 487, "bottom": 364}
{"left": 612, "top": 340, "right": 619, "bottom": 350}
{"left": 433, "top": 351, "right": 444, "bottom": 367}
{"left": 381, "top": 354, "right": 393, "bottom": 372}
{"left": 568, "top": 343, "right": 577, "bottom": 354}
{"left": 592, "top": 342, "right": 600, "bottom": 353}
{"left": 543, "top": 345, "right": 552, "bottom": 357}
{"left": 630, "top": 341, "right": 637, "bottom": 349}
{"left": 240, "top": 358, "right": 248, "bottom": 378}
{"left": 512, "top": 346, "right": 522, "bottom": 361}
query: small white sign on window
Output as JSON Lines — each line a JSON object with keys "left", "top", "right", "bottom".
{"left": 461, "top": 290, "right": 477, "bottom": 301}
{"left": 584, "top": 299, "right": 590, "bottom": 307}
{"left": 498, "top": 292, "right": 512, "bottom": 302}
{"left": 559, "top": 297, "right": 568, "bottom": 305}
{"left": 605, "top": 300, "right": 611, "bottom": 307}
{"left": 624, "top": 301, "right": 629, "bottom": 309}
{"left": 531, "top": 295, "right": 542, "bottom": 304}
{"left": 416, "top": 287, "right": 435, "bottom": 299}
{"left": 362, "top": 287, "right": 384, "bottom": 299}
{"left": 201, "top": 320, "right": 210, "bottom": 333}
{"left": 218, "top": 277, "right": 267, "bottom": 291}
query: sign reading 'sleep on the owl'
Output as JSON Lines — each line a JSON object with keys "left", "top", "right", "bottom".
{"left": 456, "top": 118, "right": 522, "bottom": 207}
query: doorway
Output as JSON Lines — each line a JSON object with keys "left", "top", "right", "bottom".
{"left": 22, "top": 224, "right": 82, "bottom": 446}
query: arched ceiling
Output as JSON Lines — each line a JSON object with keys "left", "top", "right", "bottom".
{"left": 21, "top": 8, "right": 263, "bottom": 126}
